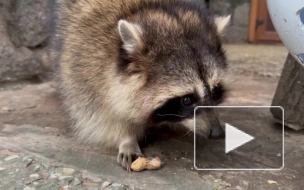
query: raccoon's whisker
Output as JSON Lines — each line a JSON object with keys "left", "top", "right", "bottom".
{"left": 183, "top": 130, "right": 192, "bottom": 137}
{"left": 219, "top": 109, "right": 230, "bottom": 117}
{"left": 216, "top": 97, "right": 225, "bottom": 104}
{"left": 156, "top": 113, "right": 186, "bottom": 118}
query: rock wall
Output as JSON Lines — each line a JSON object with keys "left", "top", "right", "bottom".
{"left": 210, "top": 0, "right": 251, "bottom": 43}
{"left": 0, "top": 0, "right": 51, "bottom": 82}
{"left": 0, "top": 0, "right": 249, "bottom": 82}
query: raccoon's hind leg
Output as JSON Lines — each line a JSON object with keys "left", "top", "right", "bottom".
{"left": 117, "top": 136, "right": 143, "bottom": 172}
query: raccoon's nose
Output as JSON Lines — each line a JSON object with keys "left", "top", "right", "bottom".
{"left": 208, "top": 125, "right": 225, "bottom": 139}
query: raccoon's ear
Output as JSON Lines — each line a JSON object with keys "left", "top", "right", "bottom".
{"left": 214, "top": 15, "right": 231, "bottom": 35}
{"left": 118, "top": 20, "right": 143, "bottom": 53}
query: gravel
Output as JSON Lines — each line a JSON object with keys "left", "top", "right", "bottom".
{"left": 4, "top": 155, "right": 20, "bottom": 161}
{"left": 0, "top": 150, "right": 134, "bottom": 190}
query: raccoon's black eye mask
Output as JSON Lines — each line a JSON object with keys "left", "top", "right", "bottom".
{"left": 211, "top": 83, "right": 226, "bottom": 104}
{"left": 153, "top": 93, "right": 199, "bottom": 123}
{"left": 152, "top": 83, "right": 226, "bottom": 123}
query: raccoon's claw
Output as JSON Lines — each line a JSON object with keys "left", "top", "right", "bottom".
{"left": 117, "top": 152, "right": 143, "bottom": 172}
{"left": 117, "top": 139, "right": 143, "bottom": 172}
{"left": 117, "top": 152, "right": 132, "bottom": 172}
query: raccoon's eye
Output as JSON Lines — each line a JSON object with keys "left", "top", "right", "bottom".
{"left": 181, "top": 96, "right": 193, "bottom": 106}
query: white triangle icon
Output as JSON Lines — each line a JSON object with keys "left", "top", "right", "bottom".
{"left": 225, "top": 123, "right": 254, "bottom": 154}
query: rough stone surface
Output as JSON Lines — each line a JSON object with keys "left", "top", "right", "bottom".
{"left": 271, "top": 54, "right": 304, "bottom": 130}
{"left": 82, "top": 171, "right": 102, "bottom": 183}
{"left": 0, "top": 0, "right": 51, "bottom": 82}
{"left": 101, "top": 181, "right": 112, "bottom": 190}
{"left": 210, "top": 0, "right": 251, "bottom": 43}
{"left": 108, "top": 183, "right": 126, "bottom": 190}
{"left": 72, "top": 177, "right": 82, "bottom": 186}
{"left": 0, "top": 150, "right": 125, "bottom": 190}
{"left": 4, "top": 155, "right": 19, "bottom": 161}
{"left": 24, "top": 187, "right": 35, "bottom": 190}
{"left": 29, "top": 173, "right": 41, "bottom": 180}
{"left": 87, "top": 187, "right": 99, "bottom": 190}
{"left": 63, "top": 168, "right": 75, "bottom": 176}
{"left": 8, "top": 0, "right": 49, "bottom": 47}
{"left": 33, "top": 164, "right": 40, "bottom": 172}
{"left": 59, "top": 176, "right": 74, "bottom": 185}
{"left": 22, "top": 156, "right": 33, "bottom": 166}
{"left": 49, "top": 173, "right": 61, "bottom": 179}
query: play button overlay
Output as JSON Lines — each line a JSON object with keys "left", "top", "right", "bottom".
{"left": 225, "top": 123, "right": 255, "bottom": 154}
{"left": 194, "top": 106, "right": 284, "bottom": 171}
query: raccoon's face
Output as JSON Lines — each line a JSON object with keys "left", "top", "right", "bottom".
{"left": 117, "top": 11, "right": 231, "bottom": 139}
{"left": 147, "top": 46, "right": 227, "bottom": 139}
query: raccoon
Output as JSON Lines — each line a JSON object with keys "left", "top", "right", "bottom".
{"left": 50, "top": 0, "right": 231, "bottom": 171}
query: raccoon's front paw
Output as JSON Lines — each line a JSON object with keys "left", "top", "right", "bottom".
{"left": 117, "top": 140, "right": 143, "bottom": 172}
{"left": 117, "top": 151, "right": 143, "bottom": 172}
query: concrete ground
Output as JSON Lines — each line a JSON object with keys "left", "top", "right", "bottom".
{"left": 1, "top": 44, "right": 304, "bottom": 190}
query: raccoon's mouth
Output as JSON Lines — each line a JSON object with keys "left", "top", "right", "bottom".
{"left": 153, "top": 112, "right": 189, "bottom": 123}
{"left": 155, "top": 113, "right": 187, "bottom": 118}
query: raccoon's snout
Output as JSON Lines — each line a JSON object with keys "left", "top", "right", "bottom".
{"left": 208, "top": 124, "right": 225, "bottom": 139}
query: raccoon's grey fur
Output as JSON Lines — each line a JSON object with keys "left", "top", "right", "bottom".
{"left": 50, "top": 0, "right": 231, "bottom": 171}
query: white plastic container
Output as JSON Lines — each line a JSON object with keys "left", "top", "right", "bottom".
{"left": 267, "top": 0, "right": 304, "bottom": 66}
